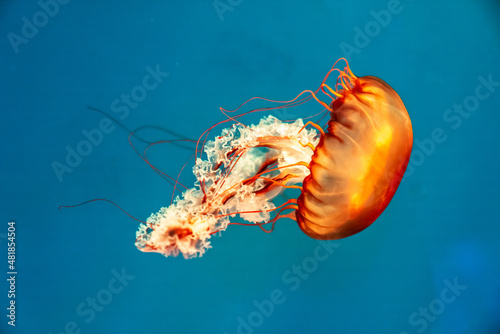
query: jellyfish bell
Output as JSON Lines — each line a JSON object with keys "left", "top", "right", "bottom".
{"left": 296, "top": 75, "right": 413, "bottom": 240}
{"left": 135, "top": 59, "right": 413, "bottom": 259}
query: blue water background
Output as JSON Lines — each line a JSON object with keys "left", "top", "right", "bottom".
{"left": 1, "top": 1, "right": 499, "bottom": 333}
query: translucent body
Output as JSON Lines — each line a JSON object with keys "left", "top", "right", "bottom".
{"left": 297, "top": 76, "right": 413, "bottom": 239}
{"left": 135, "top": 62, "right": 413, "bottom": 259}
{"left": 136, "top": 116, "right": 319, "bottom": 258}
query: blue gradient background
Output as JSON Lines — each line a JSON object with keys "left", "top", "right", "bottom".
{"left": 1, "top": 1, "right": 500, "bottom": 333}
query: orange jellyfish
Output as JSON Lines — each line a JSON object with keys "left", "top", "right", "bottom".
{"left": 135, "top": 59, "right": 413, "bottom": 259}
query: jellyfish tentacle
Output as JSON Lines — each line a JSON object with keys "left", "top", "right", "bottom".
{"left": 135, "top": 59, "right": 412, "bottom": 259}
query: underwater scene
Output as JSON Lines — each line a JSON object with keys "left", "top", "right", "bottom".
{"left": 1, "top": 1, "right": 500, "bottom": 333}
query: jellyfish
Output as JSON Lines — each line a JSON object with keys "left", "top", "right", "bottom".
{"left": 135, "top": 59, "right": 413, "bottom": 259}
